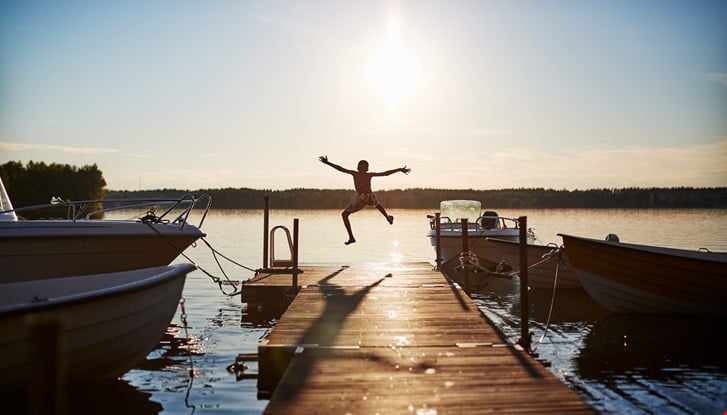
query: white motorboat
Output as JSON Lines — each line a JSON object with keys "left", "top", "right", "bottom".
{"left": 427, "top": 200, "right": 529, "bottom": 269}
{"left": 0, "top": 263, "right": 196, "bottom": 386}
{"left": 0, "top": 178, "right": 209, "bottom": 283}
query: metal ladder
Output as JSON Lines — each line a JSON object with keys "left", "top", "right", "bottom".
{"left": 269, "top": 225, "right": 295, "bottom": 268}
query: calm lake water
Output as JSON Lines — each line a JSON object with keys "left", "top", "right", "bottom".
{"left": 5, "top": 208, "right": 726, "bottom": 414}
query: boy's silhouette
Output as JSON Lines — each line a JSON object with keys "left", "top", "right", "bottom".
{"left": 319, "top": 156, "right": 411, "bottom": 245}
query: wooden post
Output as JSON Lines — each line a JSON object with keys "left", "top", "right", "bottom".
{"left": 461, "top": 218, "right": 469, "bottom": 252}
{"left": 263, "top": 196, "right": 270, "bottom": 270}
{"left": 518, "top": 216, "right": 531, "bottom": 352}
{"left": 435, "top": 213, "right": 442, "bottom": 269}
{"left": 461, "top": 218, "right": 470, "bottom": 292}
{"left": 292, "top": 218, "right": 299, "bottom": 288}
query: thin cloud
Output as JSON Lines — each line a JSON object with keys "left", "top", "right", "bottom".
{"left": 0, "top": 141, "right": 119, "bottom": 155}
{"left": 384, "top": 149, "right": 440, "bottom": 162}
{"left": 252, "top": 4, "right": 318, "bottom": 34}
{"left": 252, "top": 13, "right": 283, "bottom": 26}
{"left": 705, "top": 72, "right": 727, "bottom": 87}
{"left": 552, "top": 141, "right": 726, "bottom": 188}
{"left": 424, "top": 140, "right": 727, "bottom": 190}
{"left": 359, "top": 124, "right": 517, "bottom": 140}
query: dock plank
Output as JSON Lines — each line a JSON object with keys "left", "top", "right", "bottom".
{"left": 248, "top": 263, "right": 595, "bottom": 414}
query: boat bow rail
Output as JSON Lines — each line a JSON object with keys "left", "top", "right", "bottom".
{"left": 0, "top": 193, "right": 213, "bottom": 230}
{"left": 429, "top": 213, "right": 520, "bottom": 232}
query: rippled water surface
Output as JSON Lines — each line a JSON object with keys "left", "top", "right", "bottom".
{"left": 4, "top": 208, "right": 726, "bottom": 414}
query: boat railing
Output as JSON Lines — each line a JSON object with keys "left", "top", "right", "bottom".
{"left": 0, "top": 193, "right": 213, "bottom": 229}
{"left": 428, "top": 214, "right": 520, "bottom": 231}
{"left": 477, "top": 215, "right": 520, "bottom": 230}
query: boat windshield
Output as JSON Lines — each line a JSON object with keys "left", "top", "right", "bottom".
{"left": 440, "top": 200, "right": 481, "bottom": 223}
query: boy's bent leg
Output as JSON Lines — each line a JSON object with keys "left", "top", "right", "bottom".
{"left": 342, "top": 210, "right": 356, "bottom": 244}
{"left": 376, "top": 204, "right": 394, "bottom": 224}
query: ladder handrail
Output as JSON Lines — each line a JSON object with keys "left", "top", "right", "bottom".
{"left": 270, "top": 225, "right": 295, "bottom": 268}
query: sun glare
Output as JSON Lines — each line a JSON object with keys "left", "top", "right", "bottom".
{"left": 368, "top": 19, "right": 421, "bottom": 111}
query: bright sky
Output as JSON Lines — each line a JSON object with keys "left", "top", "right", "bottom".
{"left": 1, "top": 1, "right": 726, "bottom": 191}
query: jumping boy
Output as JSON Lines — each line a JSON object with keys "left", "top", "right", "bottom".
{"left": 319, "top": 155, "right": 411, "bottom": 245}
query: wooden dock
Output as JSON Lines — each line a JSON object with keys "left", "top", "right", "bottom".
{"left": 242, "top": 262, "right": 595, "bottom": 414}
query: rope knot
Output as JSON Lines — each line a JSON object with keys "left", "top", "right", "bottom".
{"left": 458, "top": 250, "right": 480, "bottom": 269}
{"left": 139, "top": 208, "right": 169, "bottom": 224}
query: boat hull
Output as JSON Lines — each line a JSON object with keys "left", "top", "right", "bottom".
{"left": 0, "top": 264, "right": 195, "bottom": 386}
{"left": 560, "top": 234, "right": 727, "bottom": 314}
{"left": 428, "top": 228, "right": 520, "bottom": 268}
{"left": 486, "top": 238, "right": 580, "bottom": 289}
{"left": 0, "top": 220, "right": 204, "bottom": 282}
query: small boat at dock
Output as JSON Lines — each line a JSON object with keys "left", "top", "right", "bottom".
{"left": 0, "top": 263, "right": 196, "bottom": 387}
{"left": 427, "top": 200, "right": 530, "bottom": 269}
{"left": 560, "top": 234, "right": 727, "bottom": 314}
{"left": 0, "top": 178, "right": 208, "bottom": 283}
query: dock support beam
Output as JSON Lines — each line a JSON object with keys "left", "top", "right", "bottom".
{"left": 461, "top": 218, "right": 470, "bottom": 292}
{"left": 461, "top": 218, "right": 469, "bottom": 252}
{"left": 292, "top": 218, "right": 299, "bottom": 288}
{"left": 434, "top": 213, "right": 442, "bottom": 270}
{"left": 263, "top": 196, "right": 270, "bottom": 270}
{"left": 518, "top": 216, "right": 531, "bottom": 352}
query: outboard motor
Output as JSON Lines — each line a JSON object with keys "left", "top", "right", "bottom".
{"left": 480, "top": 211, "right": 499, "bottom": 230}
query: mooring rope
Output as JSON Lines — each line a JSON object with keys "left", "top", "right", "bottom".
{"left": 199, "top": 238, "right": 257, "bottom": 273}
{"left": 141, "top": 221, "right": 254, "bottom": 297}
{"left": 179, "top": 298, "right": 197, "bottom": 413}
{"left": 506, "top": 251, "right": 557, "bottom": 278}
{"left": 183, "top": 242, "right": 243, "bottom": 297}
{"left": 532, "top": 261, "right": 560, "bottom": 353}
{"left": 483, "top": 245, "right": 562, "bottom": 352}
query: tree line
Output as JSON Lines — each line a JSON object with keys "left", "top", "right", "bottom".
{"left": 1, "top": 161, "right": 106, "bottom": 211}
{"left": 108, "top": 186, "right": 726, "bottom": 209}
{"left": 2, "top": 161, "right": 724, "bottom": 212}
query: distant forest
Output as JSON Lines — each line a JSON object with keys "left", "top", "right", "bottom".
{"left": 1, "top": 161, "right": 106, "bottom": 207}
{"left": 2, "top": 161, "right": 725, "bottom": 210}
{"left": 107, "top": 187, "right": 727, "bottom": 209}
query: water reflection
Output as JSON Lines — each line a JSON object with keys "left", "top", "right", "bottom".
{"left": 527, "top": 288, "right": 609, "bottom": 324}
{"left": 0, "top": 379, "right": 164, "bottom": 415}
{"left": 241, "top": 303, "right": 284, "bottom": 328}
{"left": 471, "top": 278, "right": 727, "bottom": 415}
{"left": 575, "top": 315, "right": 727, "bottom": 414}
{"left": 139, "top": 324, "right": 204, "bottom": 370}
{"left": 577, "top": 314, "right": 727, "bottom": 377}
{"left": 0, "top": 324, "right": 199, "bottom": 415}
{"left": 469, "top": 275, "right": 608, "bottom": 325}
{"left": 66, "top": 380, "right": 163, "bottom": 415}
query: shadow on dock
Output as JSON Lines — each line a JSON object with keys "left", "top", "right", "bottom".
{"left": 262, "top": 270, "right": 387, "bottom": 402}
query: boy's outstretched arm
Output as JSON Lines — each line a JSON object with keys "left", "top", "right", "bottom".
{"left": 372, "top": 165, "right": 412, "bottom": 176}
{"left": 319, "top": 155, "right": 354, "bottom": 174}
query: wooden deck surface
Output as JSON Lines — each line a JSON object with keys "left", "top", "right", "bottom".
{"left": 246, "top": 262, "right": 595, "bottom": 414}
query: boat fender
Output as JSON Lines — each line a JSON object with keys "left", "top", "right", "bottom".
{"left": 605, "top": 233, "right": 620, "bottom": 243}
